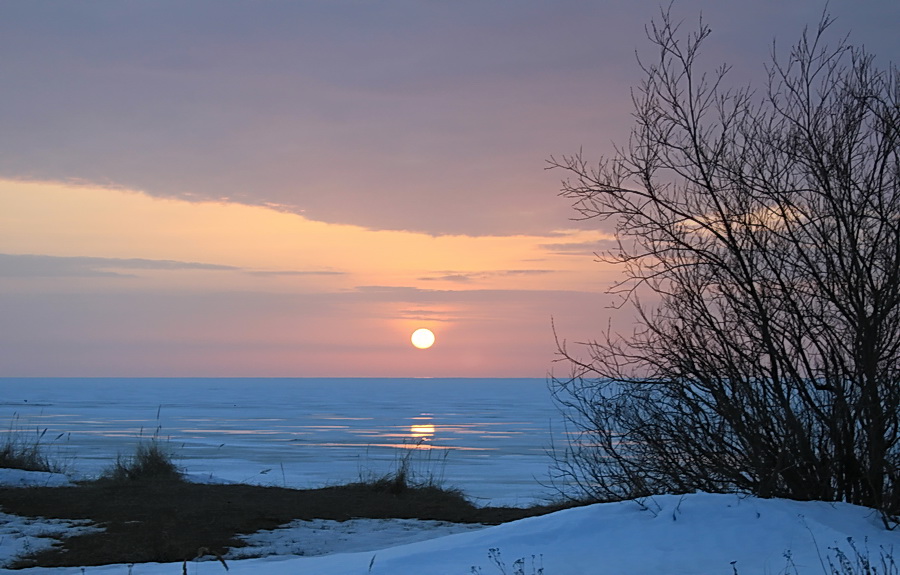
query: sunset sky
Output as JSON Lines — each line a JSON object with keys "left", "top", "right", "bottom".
{"left": 2, "top": 1, "right": 897, "bottom": 377}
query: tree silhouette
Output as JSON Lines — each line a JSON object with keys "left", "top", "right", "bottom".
{"left": 549, "top": 9, "right": 900, "bottom": 519}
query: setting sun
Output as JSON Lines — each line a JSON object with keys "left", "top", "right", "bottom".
{"left": 410, "top": 328, "right": 435, "bottom": 349}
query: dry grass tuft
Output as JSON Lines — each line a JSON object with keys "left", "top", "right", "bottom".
{"left": 102, "top": 440, "right": 182, "bottom": 483}
{"left": 0, "top": 418, "right": 68, "bottom": 474}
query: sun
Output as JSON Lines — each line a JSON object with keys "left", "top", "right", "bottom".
{"left": 410, "top": 328, "right": 435, "bottom": 349}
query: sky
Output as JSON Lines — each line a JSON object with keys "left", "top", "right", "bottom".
{"left": 1, "top": 1, "right": 898, "bottom": 377}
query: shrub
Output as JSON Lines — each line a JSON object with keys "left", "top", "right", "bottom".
{"left": 0, "top": 420, "right": 67, "bottom": 474}
{"left": 103, "top": 440, "right": 182, "bottom": 482}
{"left": 358, "top": 441, "right": 451, "bottom": 495}
{"left": 550, "top": 8, "right": 900, "bottom": 517}
{"left": 819, "top": 538, "right": 897, "bottom": 575}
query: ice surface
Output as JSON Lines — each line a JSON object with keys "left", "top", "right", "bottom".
{"left": 0, "top": 377, "right": 558, "bottom": 506}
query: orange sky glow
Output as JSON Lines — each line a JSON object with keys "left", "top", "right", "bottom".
{"left": 1, "top": 178, "right": 618, "bottom": 376}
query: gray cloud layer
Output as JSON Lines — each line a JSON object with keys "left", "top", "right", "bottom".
{"left": 2, "top": 1, "right": 894, "bottom": 236}
{"left": 0, "top": 254, "right": 237, "bottom": 278}
{"left": 0, "top": 254, "right": 341, "bottom": 278}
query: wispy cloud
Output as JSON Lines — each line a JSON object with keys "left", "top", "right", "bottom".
{"left": 418, "top": 269, "right": 555, "bottom": 283}
{"left": 244, "top": 269, "right": 345, "bottom": 277}
{"left": 539, "top": 240, "right": 618, "bottom": 256}
{"left": 421, "top": 273, "right": 475, "bottom": 283}
{"left": 396, "top": 308, "right": 459, "bottom": 322}
{"left": 0, "top": 254, "right": 237, "bottom": 278}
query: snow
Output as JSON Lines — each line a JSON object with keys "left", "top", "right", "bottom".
{"left": 0, "top": 468, "right": 898, "bottom": 575}
{"left": 227, "top": 518, "right": 486, "bottom": 560}
{"left": 0, "top": 511, "right": 100, "bottom": 568}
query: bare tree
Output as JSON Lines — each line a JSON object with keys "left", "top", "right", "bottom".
{"left": 549, "top": 10, "right": 900, "bottom": 517}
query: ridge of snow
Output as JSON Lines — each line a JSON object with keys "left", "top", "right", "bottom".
{"left": 1, "top": 493, "right": 897, "bottom": 574}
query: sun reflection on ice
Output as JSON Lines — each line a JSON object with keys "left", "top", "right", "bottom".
{"left": 409, "top": 424, "right": 435, "bottom": 439}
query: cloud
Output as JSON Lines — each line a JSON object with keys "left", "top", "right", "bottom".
{"left": 3, "top": 2, "right": 893, "bottom": 236}
{"left": 501, "top": 269, "right": 555, "bottom": 276}
{"left": 1, "top": 3, "right": 895, "bottom": 237}
{"left": 243, "top": 270, "right": 345, "bottom": 277}
{"left": 0, "top": 1, "right": 647, "bottom": 236}
{"left": 418, "top": 269, "right": 555, "bottom": 283}
{"left": 0, "top": 254, "right": 237, "bottom": 278}
{"left": 0, "top": 254, "right": 350, "bottom": 280}
{"left": 539, "top": 240, "right": 619, "bottom": 256}
{"left": 396, "top": 308, "right": 459, "bottom": 322}
{"left": 348, "top": 284, "right": 589, "bottom": 306}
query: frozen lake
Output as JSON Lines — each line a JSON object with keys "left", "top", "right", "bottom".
{"left": 0, "top": 378, "right": 564, "bottom": 506}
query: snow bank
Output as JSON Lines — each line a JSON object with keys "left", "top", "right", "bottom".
{"left": 2, "top": 493, "right": 897, "bottom": 574}
{"left": 354, "top": 493, "right": 897, "bottom": 575}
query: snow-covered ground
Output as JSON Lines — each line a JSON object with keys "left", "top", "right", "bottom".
{"left": 1, "top": 469, "right": 899, "bottom": 575}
